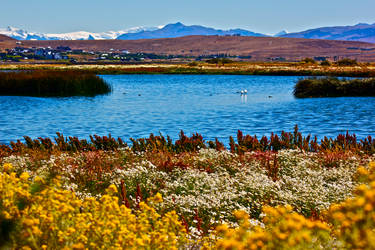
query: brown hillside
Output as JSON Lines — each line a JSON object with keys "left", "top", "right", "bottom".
{"left": 4, "top": 35, "right": 375, "bottom": 61}
{"left": 0, "top": 34, "right": 15, "bottom": 41}
{"left": 0, "top": 35, "right": 17, "bottom": 51}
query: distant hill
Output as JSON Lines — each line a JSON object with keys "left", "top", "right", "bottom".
{"left": 15, "top": 35, "right": 375, "bottom": 61}
{"left": 0, "top": 34, "right": 17, "bottom": 50}
{"left": 117, "top": 22, "right": 267, "bottom": 40}
{"left": 0, "top": 34, "right": 15, "bottom": 41}
{"left": 281, "top": 23, "right": 375, "bottom": 43}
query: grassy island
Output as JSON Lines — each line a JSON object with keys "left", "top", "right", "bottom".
{"left": 294, "top": 77, "right": 375, "bottom": 98}
{"left": 0, "top": 70, "right": 111, "bottom": 97}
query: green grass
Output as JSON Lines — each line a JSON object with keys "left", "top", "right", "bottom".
{"left": 0, "top": 70, "right": 111, "bottom": 97}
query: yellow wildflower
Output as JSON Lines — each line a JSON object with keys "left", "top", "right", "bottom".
{"left": 20, "top": 172, "right": 30, "bottom": 181}
{"left": 71, "top": 243, "right": 84, "bottom": 250}
{"left": 233, "top": 210, "right": 249, "bottom": 220}
{"left": 153, "top": 192, "right": 163, "bottom": 203}
{"left": 3, "top": 163, "right": 13, "bottom": 172}
{"left": 32, "top": 226, "right": 42, "bottom": 236}
{"left": 23, "top": 218, "right": 35, "bottom": 227}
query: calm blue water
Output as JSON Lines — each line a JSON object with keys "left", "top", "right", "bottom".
{"left": 0, "top": 75, "right": 374, "bottom": 144}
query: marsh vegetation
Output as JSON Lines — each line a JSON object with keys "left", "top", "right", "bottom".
{"left": 294, "top": 77, "right": 375, "bottom": 98}
{"left": 0, "top": 70, "right": 111, "bottom": 97}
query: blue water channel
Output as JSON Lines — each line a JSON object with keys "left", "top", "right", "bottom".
{"left": 0, "top": 74, "right": 374, "bottom": 144}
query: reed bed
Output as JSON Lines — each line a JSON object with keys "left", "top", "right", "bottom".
{"left": 0, "top": 70, "right": 111, "bottom": 97}
{"left": 294, "top": 77, "right": 375, "bottom": 98}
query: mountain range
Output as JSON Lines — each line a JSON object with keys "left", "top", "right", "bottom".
{"left": 1, "top": 22, "right": 375, "bottom": 43}
{"left": 0, "top": 23, "right": 266, "bottom": 41}
{"left": 117, "top": 22, "right": 265, "bottom": 40}
{"left": 0, "top": 26, "right": 160, "bottom": 40}
{"left": 281, "top": 23, "right": 375, "bottom": 43}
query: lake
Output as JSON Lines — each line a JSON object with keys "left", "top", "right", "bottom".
{"left": 0, "top": 74, "right": 374, "bottom": 145}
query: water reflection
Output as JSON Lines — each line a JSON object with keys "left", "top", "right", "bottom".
{"left": 241, "top": 94, "right": 247, "bottom": 103}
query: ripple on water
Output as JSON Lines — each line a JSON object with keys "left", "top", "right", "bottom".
{"left": 0, "top": 74, "right": 374, "bottom": 144}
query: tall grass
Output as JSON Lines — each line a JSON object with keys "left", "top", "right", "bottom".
{"left": 0, "top": 70, "right": 111, "bottom": 97}
{"left": 294, "top": 77, "right": 375, "bottom": 98}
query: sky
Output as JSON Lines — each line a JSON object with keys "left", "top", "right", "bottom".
{"left": 1, "top": 0, "right": 375, "bottom": 34}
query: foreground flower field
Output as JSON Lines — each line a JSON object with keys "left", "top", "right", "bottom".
{"left": 1, "top": 129, "right": 375, "bottom": 249}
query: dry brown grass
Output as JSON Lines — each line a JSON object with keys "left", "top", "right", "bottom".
{"left": 1, "top": 62, "right": 375, "bottom": 77}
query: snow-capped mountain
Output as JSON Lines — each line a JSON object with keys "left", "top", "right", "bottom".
{"left": 0, "top": 23, "right": 266, "bottom": 41}
{"left": 0, "top": 26, "right": 160, "bottom": 40}
{"left": 274, "top": 30, "right": 288, "bottom": 37}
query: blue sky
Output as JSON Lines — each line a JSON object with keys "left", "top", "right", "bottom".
{"left": 2, "top": 0, "right": 375, "bottom": 34}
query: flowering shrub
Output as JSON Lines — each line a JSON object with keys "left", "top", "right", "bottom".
{"left": 2, "top": 156, "right": 375, "bottom": 249}
{"left": 2, "top": 147, "right": 372, "bottom": 234}
{"left": 327, "top": 161, "right": 375, "bottom": 249}
{"left": 1, "top": 127, "right": 375, "bottom": 247}
{"left": 209, "top": 161, "right": 375, "bottom": 249}
{"left": 212, "top": 206, "right": 331, "bottom": 249}
{"left": 0, "top": 163, "right": 187, "bottom": 249}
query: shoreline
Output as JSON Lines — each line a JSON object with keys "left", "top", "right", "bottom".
{"left": 1, "top": 128, "right": 374, "bottom": 154}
